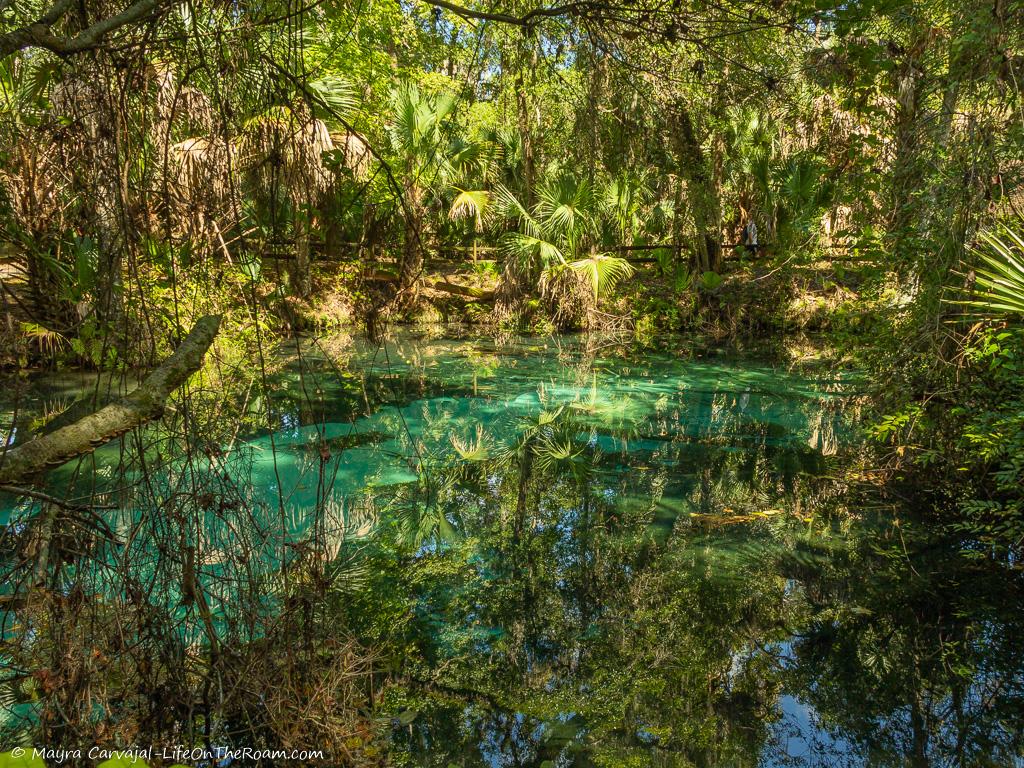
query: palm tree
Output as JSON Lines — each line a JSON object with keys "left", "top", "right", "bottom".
{"left": 448, "top": 188, "right": 490, "bottom": 261}
{"left": 495, "top": 173, "right": 636, "bottom": 325}
{"left": 235, "top": 74, "right": 356, "bottom": 297}
{"left": 389, "top": 83, "right": 457, "bottom": 301}
{"left": 0, "top": 56, "right": 74, "bottom": 329}
{"left": 723, "top": 109, "right": 834, "bottom": 251}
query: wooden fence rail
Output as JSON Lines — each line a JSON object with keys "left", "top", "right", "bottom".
{"left": 257, "top": 239, "right": 864, "bottom": 264}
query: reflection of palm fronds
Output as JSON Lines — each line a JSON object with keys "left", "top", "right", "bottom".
{"left": 534, "top": 432, "right": 590, "bottom": 478}
{"left": 324, "top": 546, "right": 372, "bottom": 595}
{"left": 391, "top": 497, "right": 458, "bottom": 548}
{"left": 451, "top": 424, "right": 491, "bottom": 462}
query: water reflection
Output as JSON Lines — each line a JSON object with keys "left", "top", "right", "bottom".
{"left": 1, "top": 333, "right": 1022, "bottom": 766}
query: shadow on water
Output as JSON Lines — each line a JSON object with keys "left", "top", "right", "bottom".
{"left": 1, "top": 331, "right": 1023, "bottom": 766}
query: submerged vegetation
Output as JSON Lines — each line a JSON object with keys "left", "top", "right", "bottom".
{"left": 0, "top": 0, "right": 1023, "bottom": 763}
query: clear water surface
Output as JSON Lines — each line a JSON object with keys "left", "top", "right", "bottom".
{"left": 1, "top": 332, "right": 1022, "bottom": 767}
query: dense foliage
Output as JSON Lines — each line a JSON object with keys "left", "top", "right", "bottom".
{"left": 1, "top": 0, "right": 1024, "bottom": 763}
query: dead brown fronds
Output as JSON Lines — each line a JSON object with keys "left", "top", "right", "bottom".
{"left": 539, "top": 264, "right": 592, "bottom": 330}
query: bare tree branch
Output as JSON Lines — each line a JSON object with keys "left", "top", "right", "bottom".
{"left": 418, "top": 0, "right": 589, "bottom": 26}
{"left": 0, "top": 0, "right": 171, "bottom": 60}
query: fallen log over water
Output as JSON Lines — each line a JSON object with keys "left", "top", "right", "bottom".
{"left": 362, "top": 271, "right": 495, "bottom": 301}
{"left": 0, "top": 315, "right": 221, "bottom": 486}
{"left": 428, "top": 279, "right": 494, "bottom": 300}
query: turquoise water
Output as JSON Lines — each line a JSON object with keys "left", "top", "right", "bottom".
{"left": 2, "top": 333, "right": 1023, "bottom": 767}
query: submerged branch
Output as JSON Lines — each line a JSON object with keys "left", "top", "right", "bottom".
{"left": 0, "top": 315, "right": 221, "bottom": 486}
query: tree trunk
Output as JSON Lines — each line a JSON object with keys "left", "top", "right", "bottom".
{"left": 514, "top": 38, "right": 537, "bottom": 207}
{"left": 886, "top": 33, "right": 929, "bottom": 267}
{"left": 397, "top": 185, "right": 425, "bottom": 306}
{"left": 292, "top": 212, "right": 312, "bottom": 297}
{"left": 0, "top": 315, "right": 221, "bottom": 485}
{"left": 670, "top": 104, "right": 722, "bottom": 273}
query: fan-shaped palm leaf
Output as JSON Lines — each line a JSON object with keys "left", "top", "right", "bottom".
{"left": 957, "top": 226, "right": 1024, "bottom": 317}
{"left": 448, "top": 136, "right": 487, "bottom": 178}
{"left": 502, "top": 232, "right": 564, "bottom": 274}
{"left": 537, "top": 176, "right": 594, "bottom": 247}
{"left": 602, "top": 172, "right": 649, "bottom": 242}
{"left": 449, "top": 188, "right": 490, "bottom": 231}
{"left": 534, "top": 433, "right": 587, "bottom": 474}
{"left": 0, "top": 56, "right": 55, "bottom": 125}
{"left": 493, "top": 183, "right": 540, "bottom": 235}
{"left": 390, "top": 82, "right": 457, "bottom": 184}
{"left": 567, "top": 253, "right": 636, "bottom": 299}
{"left": 308, "top": 74, "right": 355, "bottom": 122}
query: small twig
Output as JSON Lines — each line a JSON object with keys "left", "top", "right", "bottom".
{"left": 752, "top": 253, "right": 797, "bottom": 281}
{"left": 0, "top": 484, "right": 117, "bottom": 510}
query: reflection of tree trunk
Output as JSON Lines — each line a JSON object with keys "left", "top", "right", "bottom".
{"left": 514, "top": 444, "right": 533, "bottom": 539}
{"left": 952, "top": 679, "right": 967, "bottom": 765}
{"left": 576, "top": 480, "right": 595, "bottom": 638}
{"left": 699, "top": 468, "right": 713, "bottom": 514}
{"left": 909, "top": 685, "right": 929, "bottom": 768}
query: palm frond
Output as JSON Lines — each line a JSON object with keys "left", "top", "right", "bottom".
{"left": 537, "top": 175, "right": 594, "bottom": 246}
{"left": 601, "top": 171, "right": 649, "bottom": 241}
{"left": 567, "top": 253, "right": 636, "bottom": 299}
{"left": 501, "top": 232, "right": 564, "bottom": 274}
{"left": 493, "top": 184, "right": 538, "bottom": 233}
{"left": 20, "top": 322, "right": 67, "bottom": 355}
{"left": 449, "top": 188, "right": 490, "bottom": 231}
{"left": 957, "top": 226, "right": 1024, "bottom": 317}
{"left": 390, "top": 81, "right": 458, "bottom": 185}
{"left": 0, "top": 56, "right": 54, "bottom": 125}
{"left": 533, "top": 433, "right": 587, "bottom": 474}
{"left": 308, "top": 74, "right": 355, "bottom": 122}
